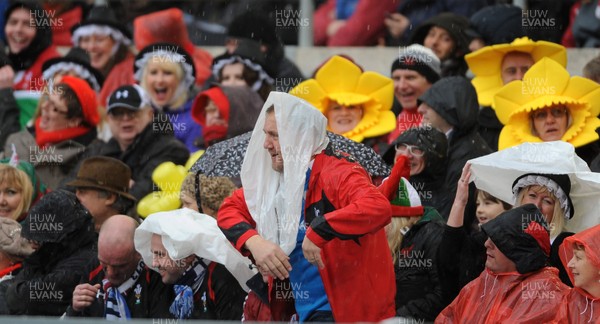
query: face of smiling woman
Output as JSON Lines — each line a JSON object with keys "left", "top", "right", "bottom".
{"left": 326, "top": 101, "right": 363, "bottom": 135}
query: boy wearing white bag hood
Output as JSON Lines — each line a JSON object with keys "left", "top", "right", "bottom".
{"left": 134, "top": 208, "right": 255, "bottom": 320}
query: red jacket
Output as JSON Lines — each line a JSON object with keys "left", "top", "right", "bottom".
{"left": 436, "top": 267, "right": 569, "bottom": 323}
{"left": 219, "top": 148, "right": 395, "bottom": 322}
{"left": 98, "top": 52, "right": 136, "bottom": 107}
{"left": 13, "top": 46, "right": 61, "bottom": 91}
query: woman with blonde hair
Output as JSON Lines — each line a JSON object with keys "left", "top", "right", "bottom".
{"left": 135, "top": 42, "right": 201, "bottom": 152}
{"left": 0, "top": 165, "right": 32, "bottom": 222}
{"left": 0, "top": 150, "right": 48, "bottom": 222}
{"left": 512, "top": 173, "right": 573, "bottom": 285}
{"left": 378, "top": 155, "right": 445, "bottom": 321}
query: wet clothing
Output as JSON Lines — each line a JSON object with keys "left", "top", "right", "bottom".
{"left": 555, "top": 224, "right": 600, "bottom": 323}
{"left": 438, "top": 226, "right": 487, "bottom": 303}
{"left": 6, "top": 190, "right": 96, "bottom": 315}
{"left": 219, "top": 146, "right": 396, "bottom": 322}
{"left": 436, "top": 267, "right": 569, "bottom": 323}
{"left": 395, "top": 208, "right": 446, "bottom": 321}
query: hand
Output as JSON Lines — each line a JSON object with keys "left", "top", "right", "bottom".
{"left": 245, "top": 235, "right": 292, "bottom": 280}
{"left": 302, "top": 237, "right": 324, "bottom": 269}
{"left": 72, "top": 283, "right": 100, "bottom": 312}
{"left": 327, "top": 20, "right": 346, "bottom": 37}
{"left": 455, "top": 163, "right": 472, "bottom": 206}
{"left": 0, "top": 65, "right": 15, "bottom": 89}
{"left": 384, "top": 13, "right": 410, "bottom": 39}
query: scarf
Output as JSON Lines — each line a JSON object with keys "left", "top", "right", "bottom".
{"left": 169, "top": 259, "right": 207, "bottom": 319}
{"left": 102, "top": 259, "right": 145, "bottom": 320}
{"left": 0, "top": 263, "right": 22, "bottom": 283}
{"left": 34, "top": 118, "right": 91, "bottom": 148}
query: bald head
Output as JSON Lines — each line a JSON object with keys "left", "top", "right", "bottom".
{"left": 98, "top": 215, "right": 140, "bottom": 286}
{"left": 98, "top": 215, "right": 138, "bottom": 251}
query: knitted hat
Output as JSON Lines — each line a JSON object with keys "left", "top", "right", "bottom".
{"left": 512, "top": 173, "right": 574, "bottom": 220}
{"left": 289, "top": 55, "right": 395, "bottom": 143}
{"left": 493, "top": 57, "right": 600, "bottom": 149}
{"left": 0, "top": 218, "right": 34, "bottom": 257}
{"left": 378, "top": 155, "right": 424, "bottom": 217}
{"left": 42, "top": 47, "right": 104, "bottom": 92}
{"left": 106, "top": 84, "right": 151, "bottom": 113}
{"left": 391, "top": 44, "right": 441, "bottom": 84}
{"left": 390, "top": 178, "right": 424, "bottom": 217}
{"left": 59, "top": 76, "right": 100, "bottom": 127}
{"left": 481, "top": 204, "right": 551, "bottom": 274}
{"left": 466, "top": 37, "right": 567, "bottom": 107}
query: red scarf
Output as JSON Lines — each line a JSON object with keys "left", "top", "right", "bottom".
{"left": 0, "top": 263, "right": 22, "bottom": 279}
{"left": 34, "top": 118, "right": 91, "bottom": 148}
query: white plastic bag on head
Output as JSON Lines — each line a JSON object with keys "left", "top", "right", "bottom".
{"left": 468, "top": 141, "right": 600, "bottom": 233}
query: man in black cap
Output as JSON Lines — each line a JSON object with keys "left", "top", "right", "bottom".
{"left": 67, "top": 156, "right": 136, "bottom": 231}
{"left": 436, "top": 204, "right": 569, "bottom": 323}
{"left": 63, "top": 84, "right": 189, "bottom": 202}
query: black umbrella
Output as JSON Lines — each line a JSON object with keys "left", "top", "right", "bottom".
{"left": 191, "top": 131, "right": 391, "bottom": 178}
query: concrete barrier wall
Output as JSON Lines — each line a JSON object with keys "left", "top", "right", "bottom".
{"left": 202, "top": 46, "right": 600, "bottom": 78}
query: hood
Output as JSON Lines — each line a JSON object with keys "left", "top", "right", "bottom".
{"left": 418, "top": 76, "right": 479, "bottom": 136}
{"left": 410, "top": 12, "right": 470, "bottom": 60}
{"left": 560, "top": 224, "right": 600, "bottom": 298}
{"left": 22, "top": 189, "right": 94, "bottom": 244}
{"left": 5, "top": 1, "right": 53, "bottom": 71}
{"left": 481, "top": 204, "right": 550, "bottom": 274}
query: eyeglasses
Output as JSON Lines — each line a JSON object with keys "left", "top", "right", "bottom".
{"left": 395, "top": 144, "right": 425, "bottom": 157}
{"left": 108, "top": 108, "right": 140, "bottom": 120}
{"left": 531, "top": 107, "right": 568, "bottom": 121}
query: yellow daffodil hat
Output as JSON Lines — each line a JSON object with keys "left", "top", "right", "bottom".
{"left": 465, "top": 37, "right": 567, "bottom": 106}
{"left": 493, "top": 57, "right": 600, "bottom": 150}
{"left": 289, "top": 55, "right": 395, "bottom": 143}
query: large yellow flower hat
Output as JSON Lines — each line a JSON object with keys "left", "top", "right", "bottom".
{"left": 493, "top": 57, "right": 600, "bottom": 150}
{"left": 289, "top": 55, "right": 395, "bottom": 143}
{"left": 466, "top": 37, "right": 567, "bottom": 106}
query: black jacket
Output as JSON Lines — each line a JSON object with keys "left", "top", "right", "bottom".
{"left": 438, "top": 225, "right": 487, "bottom": 304}
{"left": 419, "top": 77, "right": 492, "bottom": 224}
{"left": 6, "top": 190, "right": 96, "bottom": 315}
{"left": 62, "top": 115, "right": 190, "bottom": 200}
{"left": 186, "top": 262, "right": 247, "bottom": 320}
{"left": 0, "top": 88, "right": 20, "bottom": 153}
{"left": 65, "top": 258, "right": 173, "bottom": 318}
{"left": 478, "top": 106, "right": 502, "bottom": 152}
{"left": 395, "top": 209, "right": 445, "bottom": 321}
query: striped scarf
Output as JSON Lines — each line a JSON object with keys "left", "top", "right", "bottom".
{"left": 169, "top": 259, "right": 207, "bottom": 319}
{"left": 103, "top": 260, "right": 145, "bottom": 320}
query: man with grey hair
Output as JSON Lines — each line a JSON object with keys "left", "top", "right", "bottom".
{"left": 65, "top": 84, "right": 189, "bottom": 201}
